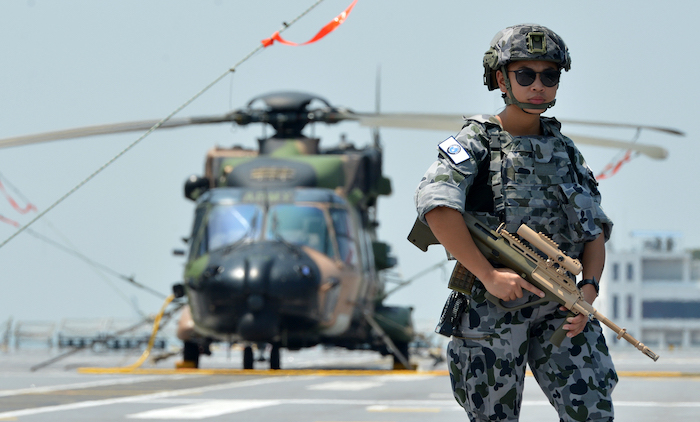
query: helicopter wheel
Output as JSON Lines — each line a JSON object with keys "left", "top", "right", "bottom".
{"left": 179, "top": 340, "right": 200, "bottom": 368}
{"left": 243, "top": 345, "right": 254, "bottom": 369}
{"left": 269, "top": 344, "right": 281, "bottom": 370}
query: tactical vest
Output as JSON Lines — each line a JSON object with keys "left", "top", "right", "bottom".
{"left": 408, "top": 117, "right": 599, "bottom": 260}
{"left": 483, "top": 118, "right": 586, "bottom": 258}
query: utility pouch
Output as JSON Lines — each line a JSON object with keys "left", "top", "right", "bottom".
{"left": 435, "top": 262, "right": 475, "bottom": 337}
{"left": 435, "top": 290, "right": 469, "bottom": 338}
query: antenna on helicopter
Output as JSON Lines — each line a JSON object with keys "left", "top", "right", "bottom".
{"left": 373, "top": 66, "right": 382, "bottom": 149}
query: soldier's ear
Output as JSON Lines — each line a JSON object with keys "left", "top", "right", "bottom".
{"left": 496, "top": 69, "right": 507, "bottom": 94}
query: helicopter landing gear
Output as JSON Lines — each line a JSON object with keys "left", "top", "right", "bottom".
{"left": 242, "top": 343, "right": 282, "bottom": 370}
{"left": 269, "top": 343, "right": 281, "bottom": 370}
{"left": 391, "top": 341, "right": 412, "bottom": 370}
{"left": 176, "top": 341, "right": 200, "bottom": 369}
{"left": 176, "top": 340, "right": 211, "bottom": 369}
{"left": 243, "top": 345, "right": 254, "bottom": 369}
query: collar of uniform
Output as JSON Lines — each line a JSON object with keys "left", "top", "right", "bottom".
{"left": 540, "top": 116, "right": 562, "bottom": 134}
{"left": 464, "top": 114, "right": 502, "bottom": 129}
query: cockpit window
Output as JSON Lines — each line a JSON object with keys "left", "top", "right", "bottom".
{"left": 330, "top": 208, "right": 359, "bottom": 267}
{"left": 189, "top": 200, "right": 347, "bottom": 261}
{"left": 265, "top": 204, "right": 333, "bottom": 257}
{"left": 207, "top": 204, "right": 263, "bottom": 251}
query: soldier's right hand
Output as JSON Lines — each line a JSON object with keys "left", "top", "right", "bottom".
{"left": 481, "top": 268, "right": 545, "bottom": 302}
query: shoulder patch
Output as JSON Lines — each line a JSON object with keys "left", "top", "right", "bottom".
{"left": 439, "top": 136, "right": 470, "bottom": 164}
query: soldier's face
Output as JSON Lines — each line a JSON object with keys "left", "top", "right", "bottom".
{"left": 498, "top": 60, "right": 559, "bottom": 113}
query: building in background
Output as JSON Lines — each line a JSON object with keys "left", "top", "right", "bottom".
{"left": 599, "top": 231, "right": 700, "bottom": 350}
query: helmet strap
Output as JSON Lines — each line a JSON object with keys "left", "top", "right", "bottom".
{"left": 501, "top": 66, "right": 556, "bottom": 113}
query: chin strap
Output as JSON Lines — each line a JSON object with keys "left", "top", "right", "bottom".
{"left": 501, "top": 66, "right": 556, "bottom": 113}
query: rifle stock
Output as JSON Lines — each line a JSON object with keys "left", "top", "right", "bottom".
{"left": 461, "top": 213, "right": 659, "bottom": 362}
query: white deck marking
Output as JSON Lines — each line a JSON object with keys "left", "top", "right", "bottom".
{"left": 367, "top": 404, "right": 441, "bottom": 413}
{"left": 127, "top": 400, "right": 281, "bottom": 419}
{"left": 372, "top": 374, "right": 434, "bottom": 382}
{"left": 306, "top": 381, "right": 382, "bottom": 391}
{"left": 118, "top": 398, "right": 700, "bottom": 419}
{"left": 8, "top": 396, "right": 698, "bottom": 420}
{"left": 0, "top": 375, "right": 183, "bottom": 398}
{"left": 0, "top": 377, "right": 307, "bottom": 419}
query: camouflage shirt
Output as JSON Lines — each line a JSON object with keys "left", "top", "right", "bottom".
{"left": 414, "top": 115, "right": 612, "bottom": 258}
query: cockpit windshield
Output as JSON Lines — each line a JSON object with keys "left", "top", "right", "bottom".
{"left": 207, "top": 204, "right": 263, "bottom": 251}
{"left": 197, "top": 202, "right": 334, "bottom": 258}
{"left": 265, "top": 204, "right": 333, "bottom": 257}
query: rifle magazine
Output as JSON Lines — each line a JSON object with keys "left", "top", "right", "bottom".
{"left": 447, "top": 261, "right": 476, "bottom": 295}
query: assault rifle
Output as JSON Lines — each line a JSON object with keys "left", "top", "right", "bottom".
{"left": 455, "top": 213, "right": 659, "bottom": 361}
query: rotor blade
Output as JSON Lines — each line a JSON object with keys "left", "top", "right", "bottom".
{"left": 345, "top": 112, "right": 669, "bottom": 160}
{"left": 559, "top": 119, "right": 685, "bottom": 137}
{"left": 566, "top": 133, "right": 668, "bottom": 160}
{"left": 350, "top": 112, "right": 686, "bottom": 138}
{"left": 347, "top": 112, "right": 467, "bottom": 132}
{"left": 0, "top": 115, "right": 235, "bottom": 149}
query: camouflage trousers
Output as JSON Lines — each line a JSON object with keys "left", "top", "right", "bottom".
{"left": 447, "top": 285, "right": 617, "bottom": 422}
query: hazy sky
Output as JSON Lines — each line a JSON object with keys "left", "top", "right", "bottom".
{"left": 1, "top": 0, "right": 696, "bottom": 329}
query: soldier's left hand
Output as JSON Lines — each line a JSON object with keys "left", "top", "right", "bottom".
{"left": 560, "top": 284, "right": 598, "bottom": 338}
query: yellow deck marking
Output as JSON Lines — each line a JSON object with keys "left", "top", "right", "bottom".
{"left": 77, "top": 367, "right": 447, "bottom": 377}
{"left": 77, "top": 367, "right": 700, "bottom": 378}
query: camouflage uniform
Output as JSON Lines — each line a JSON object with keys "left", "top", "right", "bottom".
{"left": 414, "top": 115, "right": 617, "bottom": 421}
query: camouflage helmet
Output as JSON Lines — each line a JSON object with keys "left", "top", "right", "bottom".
{"left": 483, "top": 24, "right": 571, "bottom": 91}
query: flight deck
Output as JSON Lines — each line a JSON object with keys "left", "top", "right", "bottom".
{"left": 1, "top": 346, "right": 698, "bottom": 422}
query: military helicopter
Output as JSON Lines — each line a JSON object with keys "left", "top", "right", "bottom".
{"left": 1, "top": 91, "right": 419, "bottom": 370}
{"left": 0, "top": 89, "right": 682, "bottom": 370}
{"left": 173, "top": 91, "right": 412, "bottom": 370}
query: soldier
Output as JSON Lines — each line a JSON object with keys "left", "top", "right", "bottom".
{"left": 413, "top": 24, "right": 617, "bottom": 421}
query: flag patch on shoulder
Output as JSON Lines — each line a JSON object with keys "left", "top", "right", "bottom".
{"left": 439, "top": 136, "right": 470, "bottom": 164}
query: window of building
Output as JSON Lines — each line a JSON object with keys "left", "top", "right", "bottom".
{"left": 626, "top": 263, "right": 634, "bottom": 281}
{"left": 643, "top": 301, "right": 700, "bottom": 319}
{"left": 641, "top": 330, "right": 661, "bottom": 347}
{"left": 627, "top": 295, "right": 633, "bottom": 319}
{"left": 641, "top": 258, "right": 683, "bottom": 281}
{"left": 612, "top": 263, "right": 619, "bottom": 282}
{"left": 692, "top": 331, "right": 700, "bottom": 346}
{"left": 666, "top": 331, "right": 683, "bottom": 347}
{"left": 612, "top": 295, "right": 618, "bottom": 319}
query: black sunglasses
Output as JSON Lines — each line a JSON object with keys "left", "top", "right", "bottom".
{"left": 509, "top": 68, "right": 561, "bottom": 87}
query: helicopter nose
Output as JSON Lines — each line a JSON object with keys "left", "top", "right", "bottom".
{"left": 187, "top": 241, "right": 322, "bottom": 341}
